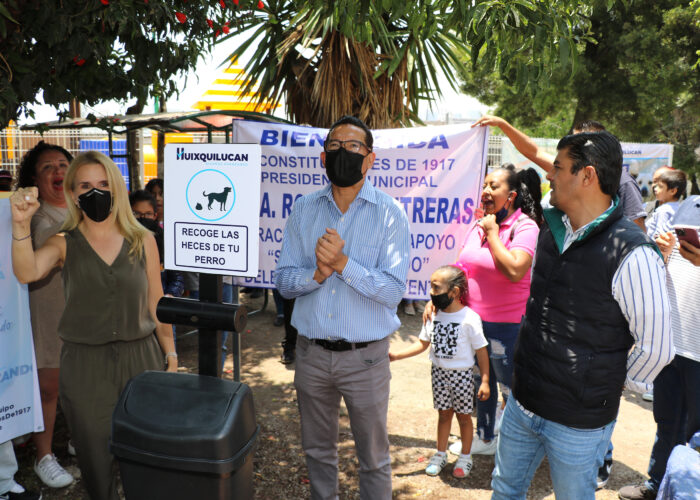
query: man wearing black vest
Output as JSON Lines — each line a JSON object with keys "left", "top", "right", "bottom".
{"left": 490, "top": 131, "right": 675, "bottom": 499}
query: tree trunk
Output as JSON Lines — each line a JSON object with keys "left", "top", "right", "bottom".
{"left": 156, "top": 96, "right": 166, "bottom": 180}
{"left": 125, "top": 101, "right": 145, "bottom": 191}
{"left": 68, "top": 99, "right": 81, "bottom": 152}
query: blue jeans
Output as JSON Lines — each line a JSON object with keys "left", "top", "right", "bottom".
{"left": 604, "top": 441, "right": 613, "bottom": 461}
{"left": 491, "top": 398, "right": 615, "bottom": 500}
{"left": 476, "top": 321, "right": 519, "bottom": 441}
{"left": 646, "top": 354, "right": 700, "bottom": 491}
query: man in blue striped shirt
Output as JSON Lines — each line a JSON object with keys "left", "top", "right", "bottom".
{"left": 276, "top": 116, "right": 410, "bottom": 500}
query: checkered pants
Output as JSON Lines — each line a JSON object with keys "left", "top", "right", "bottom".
{"left": 431, "top": 365, "right": 475, "bottom": 414}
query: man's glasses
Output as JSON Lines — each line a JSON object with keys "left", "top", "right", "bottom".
{"left": 324, "top": 139, "right": 371, "bottom": 155}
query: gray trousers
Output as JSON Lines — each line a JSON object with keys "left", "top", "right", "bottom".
{"left": 294, "top": 336, "right": 392, "bottom": 500}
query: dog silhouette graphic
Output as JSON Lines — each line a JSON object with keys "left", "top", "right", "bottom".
{"left": 203, "top": 187, "right": 232, "bottom": 211}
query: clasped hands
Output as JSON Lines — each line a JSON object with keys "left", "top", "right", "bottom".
{"left": 314, "top": 228, "right": 348, "bottom": 283}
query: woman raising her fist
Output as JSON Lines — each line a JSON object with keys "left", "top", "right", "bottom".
{"left": 10, "top": 151, "right": 176, "bottom": 500}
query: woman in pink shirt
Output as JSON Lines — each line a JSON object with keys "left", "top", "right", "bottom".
{"left": 426, "top": 166, "right": 542, "bottom": 455}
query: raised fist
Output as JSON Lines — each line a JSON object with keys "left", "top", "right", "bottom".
{"left": 10, "top": 187, "right": 40, "bottom": 224}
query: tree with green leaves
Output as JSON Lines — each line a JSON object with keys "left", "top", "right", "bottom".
{"left": 460, "top": 0, "right": 700, "bottom": 175}
{"left": 0, "top": 0, "right": 241, "bottom": 128}
{"left": 1, "top": 1, "right": 592, "bottom": 133}
{"left": 223, "top": 0, "right": 590, "bottom": 128}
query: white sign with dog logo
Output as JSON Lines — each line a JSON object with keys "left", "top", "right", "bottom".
{"left": 163, "top": 143, "right": 261, "bottom": 276}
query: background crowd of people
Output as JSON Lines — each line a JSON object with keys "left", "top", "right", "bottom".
{"left": 1, "top": 113, "right": 699, "bottom": 500}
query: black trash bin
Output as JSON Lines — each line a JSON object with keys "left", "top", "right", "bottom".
{"left": 110, "top": 371, "right": 258, "bottom": 500}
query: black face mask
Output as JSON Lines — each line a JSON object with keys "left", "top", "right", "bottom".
{"left": 324, "top": 148, "right": 365, "bottom": 187}
{"left": 78, "top": 188, "right": 112, "bottom": 222}
{"left": 136, "top": 217, "right": 159, "bottom": 232}
{"left": 430, "top": 292, "right": 454, "bottom": 311}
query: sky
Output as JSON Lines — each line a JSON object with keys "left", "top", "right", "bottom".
{"left": 22, "top": 36, "right": 488, "bottom": 126}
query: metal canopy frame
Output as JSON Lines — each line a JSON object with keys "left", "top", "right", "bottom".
{"left": 20, "top": 109, "right": 293, "bottom": 147}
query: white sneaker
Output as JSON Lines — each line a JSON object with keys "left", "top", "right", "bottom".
{"left": 470, "top": 436, "right": 498, "bottom": 455}
{"left": 67, "top": 440, "right": 76, "bottom": 456}
{"left": 404, "top": 302, "right": 416, "bottom": 316}
{"left": 1, "top": 481, "right": 42, "bottom": 500}
{"left": 452, "top": 454, "right": 473, "bottom": 478}
{"left": 424, "top": 452, "right": 448, "bottom": 476}
{"left": 34, "top": 454, "right": 74, "bottom": 488}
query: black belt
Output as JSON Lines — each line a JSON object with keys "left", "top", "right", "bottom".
{"left": 311, "top": 338, "right": 377, "bottom": 352}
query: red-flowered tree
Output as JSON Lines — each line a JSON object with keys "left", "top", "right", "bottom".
{"left": 0, "top": 0, "right": 258, "bottom": 129}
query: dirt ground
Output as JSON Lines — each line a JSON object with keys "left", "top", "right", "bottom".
{"left": 13, "top": 293, "right": 657, "bottom": 499}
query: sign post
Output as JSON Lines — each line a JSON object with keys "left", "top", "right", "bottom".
{"left": 163, "top": 143, "right": 261, "bottom": 378}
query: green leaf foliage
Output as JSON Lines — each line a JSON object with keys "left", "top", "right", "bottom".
{"left": 0, "top": 0, "right": 226, "bottom": 129}
{"left": 220, "top": 0, "right": 588, "bottom": 128}
{"left": 460, "top": 0, "right": 700, "bottom": 176}
{"left": 0, "top": 0, "right": 592, "bottom": 132}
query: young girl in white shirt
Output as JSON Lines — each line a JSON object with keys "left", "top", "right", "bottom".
{"left": 390, "top": 265, "right": 490, "bottom": 478}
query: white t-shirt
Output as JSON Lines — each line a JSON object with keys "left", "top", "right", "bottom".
{"left": 419, "top": 306, "right": 488, "bottom": 370}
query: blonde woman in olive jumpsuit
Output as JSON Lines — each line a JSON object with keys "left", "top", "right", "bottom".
{"left": 10, "top": 151, "right": 178, "bottom": 500}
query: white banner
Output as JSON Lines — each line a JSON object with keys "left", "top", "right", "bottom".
{"left": 622, "top": 142, "right": 674, "bottom": 200}
{"left": 0, "top": 197, "right": 44, "bottom": 442}
{"left": 232, "top": 122, "right": 489, "bottom": 299}
{"left": 501, "top": 137, "right": 674, "bottom": 200}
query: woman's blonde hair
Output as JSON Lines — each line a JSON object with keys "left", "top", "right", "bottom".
{"left": 61, "top": 151, "right": 149, "bottom": 259}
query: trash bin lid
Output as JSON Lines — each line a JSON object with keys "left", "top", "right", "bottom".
{"left": 111, "top": 371, "right": 257, "bottom": 472}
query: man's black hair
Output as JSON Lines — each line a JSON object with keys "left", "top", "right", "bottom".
{"left": 556, "top": 131, "right": 622, "bottom": 197}
{"left": 129, "top": 189, "right": 157, "bottom": 212}
{"left": 657, "top": 168, "right": 687, "bottom": 200}
{"left": 570, "top": 120, "right": 606, "bottom": 134}
{"left": 327, "top": 115, "right": 373, "bottom": 150}
{"left": 17, "top": 141, "right": 73, "bottom": 188}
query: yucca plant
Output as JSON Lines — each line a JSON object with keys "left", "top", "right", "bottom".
{"left": 219, "top": 0, "right": 587, "bottom": 128}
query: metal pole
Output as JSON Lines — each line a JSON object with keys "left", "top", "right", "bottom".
{"left": 198, "top": 273, "right": 222, "bottom": 377}
{"left": 231, "top": 284, "right": 241, "bottom": 382}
